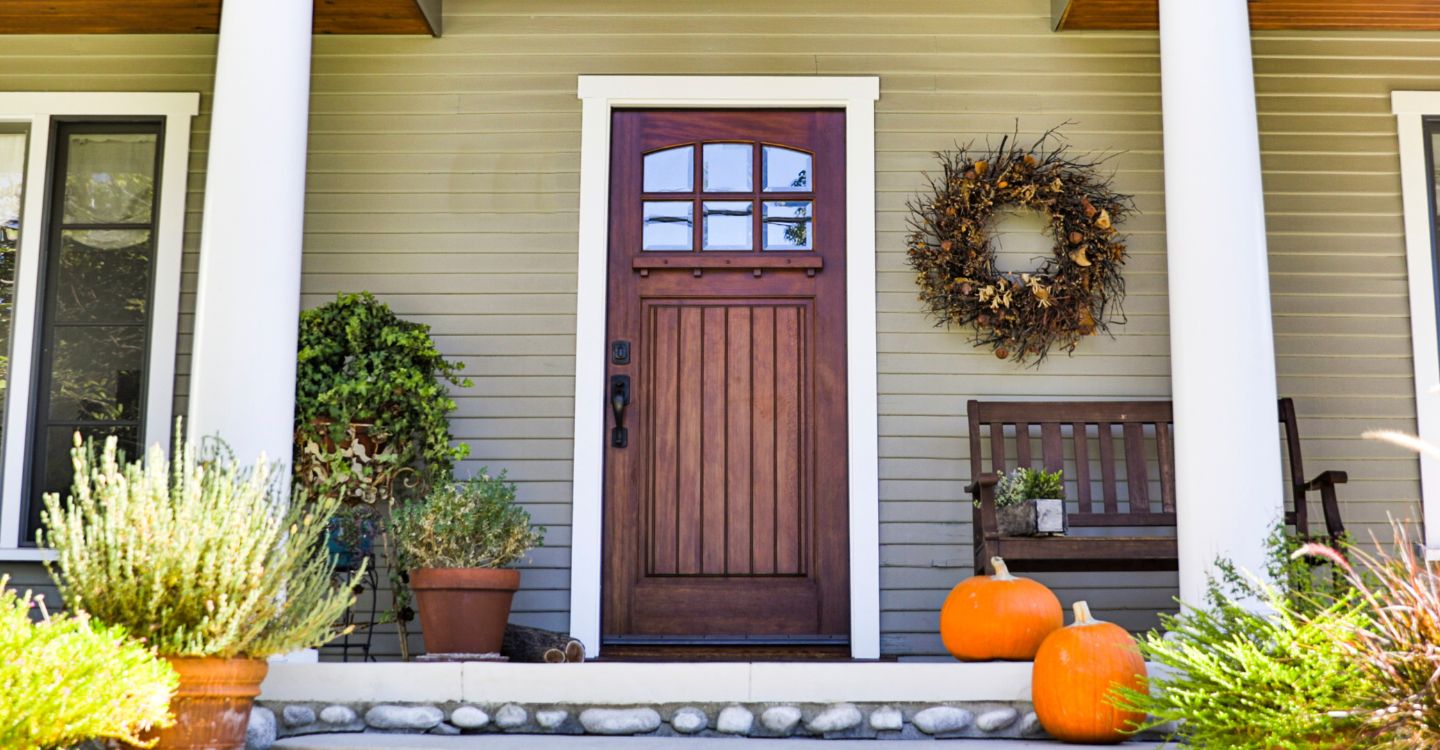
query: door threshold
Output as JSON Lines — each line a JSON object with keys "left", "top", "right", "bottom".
{"left": 596, "top": 643, "right": 864, "bottom": 662}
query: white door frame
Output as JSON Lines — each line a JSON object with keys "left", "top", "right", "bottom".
{"left": 569, "top": 76, "right": 881, "bottom": 658}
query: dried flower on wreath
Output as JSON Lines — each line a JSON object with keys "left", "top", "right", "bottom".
{"left": 906, "top": 128, "right": 1134, "bottom": 364}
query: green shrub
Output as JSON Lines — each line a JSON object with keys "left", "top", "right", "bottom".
{"left": 1114, "top": 528, "right": 1370, "bottom": 749}
{"left": 989, "top": 467, "right": 1064, "bottom": 508}
{"left": 0, "top": 576, "right": 176, "bottom": 749}
{"left": 390, "top": 472, "right": 545, "bottom": 569}
{"left": 294, "top": 291, "right": 471, "bottom": 503}
{"left": 41, "top": 433, "right": 361, "bottom": 658}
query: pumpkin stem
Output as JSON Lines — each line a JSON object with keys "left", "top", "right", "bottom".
{"left": 990, "top": 557, "right": 1015, "bottom": 580}
{"left": 1072, "top": 600, "right": 1095, "bottom": 625}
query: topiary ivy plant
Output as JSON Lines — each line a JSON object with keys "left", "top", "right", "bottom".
{"left": 294, "top": 291, "right": 472, "bottom": 501}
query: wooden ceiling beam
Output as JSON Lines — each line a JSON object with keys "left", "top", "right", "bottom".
{"left": 0, "top": 0, "right": 439, "bottom": 35}
{"left": 1055, "top": 0, "right": 1440, "bottom": 32}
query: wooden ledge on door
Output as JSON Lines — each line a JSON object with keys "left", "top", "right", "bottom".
{"left": 633, "top": 255, "right": 823, "bottom": 277}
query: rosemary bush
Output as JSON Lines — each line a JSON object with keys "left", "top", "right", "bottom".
{"left": 390, "top": 472, "right": 544, "bottom": 569}
{"left": 41, "top": 434, "right": 361, "bottom": 658}
{"left": 0, "top": 576, "right": 176, "bottom": 749}
{"left": 988, "top": 467, "right": 1064, "bottom": 508}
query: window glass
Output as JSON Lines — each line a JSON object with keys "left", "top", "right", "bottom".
{"left": 702, "top": 143, "right": 752, "bottom": 193}
{"left": 762, "top": 201, "right": 814, "bottom": 251}
{"left": 762, "top": 146, "right": 811, "bottom": 192}
{"left": 643, "top": 145, "right": 693, "bottom": 194}
{"left": 27, "top": 124, "right": 160, "bottom": 540}
{"left": 642, "top": 201, "right": 693, "bottom": 251}
{"left": 702, "top": 201, "right": 752, "bottom": 251}
{"left": 0, "top": 129, "right": 26, "bottom": 478}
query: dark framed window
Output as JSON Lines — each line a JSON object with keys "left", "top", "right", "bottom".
{"left": 22, "top": 120, "right": 164, "bottom": 541}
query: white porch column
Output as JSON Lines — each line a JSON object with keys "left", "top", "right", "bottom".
{"left": 1160, "top": 0, "right": 1285, "bottom": 605}
{"left": 188, "top": 0, "right": 314, "bottom": 467}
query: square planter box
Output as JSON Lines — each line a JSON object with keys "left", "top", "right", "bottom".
{"left": 996, "top": 499, "right": 1068, "bottom": 536}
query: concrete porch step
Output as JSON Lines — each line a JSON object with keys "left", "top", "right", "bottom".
{"left": 274, "top": 734, "right": 1163, "bottom": 749}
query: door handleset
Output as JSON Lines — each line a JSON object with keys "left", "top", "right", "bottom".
{"left": 610, "top": 375, "right": 630, "bottom": 448}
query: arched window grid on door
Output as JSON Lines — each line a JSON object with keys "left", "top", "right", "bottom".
{"left": 641, "top": 141, "right": 815, "bottom": 253}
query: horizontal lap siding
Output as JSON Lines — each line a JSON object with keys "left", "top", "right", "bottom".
{"left": 0, "top": 1, "right": 1426, "bottom": 658}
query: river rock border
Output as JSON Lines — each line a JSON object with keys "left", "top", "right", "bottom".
{"left": 245, "top": 701, "right": 1050, "bottom": 748}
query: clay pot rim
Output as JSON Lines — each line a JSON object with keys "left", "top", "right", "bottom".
{"left": 409, "top": 566, "right": 522, "bottom": 590}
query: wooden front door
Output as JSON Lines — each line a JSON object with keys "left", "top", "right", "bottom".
{"left": 602, "top": 110, "right": 849, "bottom": 648}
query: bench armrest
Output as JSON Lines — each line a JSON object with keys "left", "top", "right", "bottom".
{"left": 965, "top": 472, "right": 1000, "bottom": 495}
{"left": 1303, "top": 470, "right": 1348, "bottom": 491}
{"left": 969, "top": 473, "right": 1001, "bottom": 537}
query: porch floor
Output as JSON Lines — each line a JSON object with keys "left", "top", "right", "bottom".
{"left": 273, "top": 735, "right": 1162, "bottom": 749}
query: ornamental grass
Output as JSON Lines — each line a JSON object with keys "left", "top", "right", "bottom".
{"left": 0, "top": 576, "right": 176, "bottom": 750}
{"left": 40, "top": 433, "right": 361, "bottom": 659}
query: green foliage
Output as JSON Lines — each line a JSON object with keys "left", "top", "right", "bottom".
{"left": 294, "top": 292, "right": 471, "bottom": 502}
{"left": 41, "top": 432, "right": 362, "bottom": 658}
{"left": 0, "top": 575, "right": 176, "bottom": 750}
{"left": 989, "top": 467, "right": 1065, "bottom": 508}
{"left": 1114, "top": 526, "right": 1370, "bottom": 749}
{"left": 390, "top": 471, "right": 545, "bottom": 569}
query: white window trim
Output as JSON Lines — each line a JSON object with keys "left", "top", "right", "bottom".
{"left": 0, "top": 92, "right": 199, "bottom": 557}
{"left": 570, "top": 76, "right": 881, "bottom": 658}
{"left": 1392, "top": 91, "right": 1440, "bottom": 562}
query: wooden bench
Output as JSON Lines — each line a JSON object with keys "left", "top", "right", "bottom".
{"left": 967, "top": 398, "right": 1347, "bottom": 574}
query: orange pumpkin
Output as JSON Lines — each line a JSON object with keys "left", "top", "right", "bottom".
{"left": 1032, "top": 601, "right": 1148, "bottom": 744}
{"left": 939, "top": 556, "right": 1063, "bottom": 661}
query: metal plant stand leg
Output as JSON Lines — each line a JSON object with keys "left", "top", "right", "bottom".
{"left": 325, "top": 552, "right": 380, "bottom": 663}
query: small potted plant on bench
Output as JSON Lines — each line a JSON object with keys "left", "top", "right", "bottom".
{"left": 390, "top": 471, "right": 545, "bottom": 657}
{"left": 987, "top": 467, "right": 1068, "bottom": 537}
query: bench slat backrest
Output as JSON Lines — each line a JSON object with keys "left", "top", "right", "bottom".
{"left": 968, "top": 400, "right": 1177, "bottom": 528}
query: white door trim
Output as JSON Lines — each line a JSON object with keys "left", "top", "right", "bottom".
{"left": 570, "top": 75, "right": 881, "bottom": 657}
{"left": 1392, "top": 91, "right": 1440, "bottom": 561}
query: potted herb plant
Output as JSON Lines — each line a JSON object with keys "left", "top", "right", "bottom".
{"left": 41, "top": 433, "right": 361, "bottom": 750}
{"left": 389, "top": 471, "right": 544, "bottom": 656}
{"left": 985, "top": 467, "right": 1067, "bottom": 537}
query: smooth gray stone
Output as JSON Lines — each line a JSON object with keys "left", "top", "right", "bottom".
{"left": 320, "top": 705, "right": 358, "bottom": 726}
{"left": 578, "top": 708, "right": 663, "bottom": 735}
{"left": 364, "top": 704, "right": 444, "bottom": 731}
{"left": 245, "top": 706, "right": 277, "bottom": 750}
{"left": 977, "top": 707, "right": 1020, "bottom": 732}
{"left": 806, "top": 704, "right": 863, "bottom": 733}
{"left": 913, "top": 706, "right": 974, "bottom": 735}
{"left": 759, "top": 706, "right": 803, "bottom": 734}
{"left": 449, "top": 706, "right": 490, "bottom": 730}
{"left": 283, "top": 705, "right": 317, "bottom": 728}
{"left": 670, "top": 707, "right": 708, "bottom": 734}
{"left": 536, "top": 710, "right": 569, "bottom": 730}
{"left": 715, "top": 705, "right": 754, "bottom": 734}
{"left": 868, "top": 706, "right": 904, "bottom": 731}
{"left": 495, "top": 704, "right": 528, "bottom": 729}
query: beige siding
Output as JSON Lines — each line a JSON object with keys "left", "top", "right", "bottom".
{"left": 0, "top": 0, "right": 1427, "bottom": 657}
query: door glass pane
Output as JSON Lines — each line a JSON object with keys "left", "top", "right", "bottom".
{"left": 642, "top": 201, "right": 693, "bottom": 251}
{"left": 702, "top": 201, "right": 753, "bottom": 251}
{"left": 61, "top": 133, "right": 157, "bottom": 224}
{"left": 763, "top": 146, "right": 812, "bottom": 192}
{"left": 643, "top": 145, "right": 694, "bottom": 193}
{"left": 702, "top": 143, "right": 752, "bottom": 193}
{"left": 56, "top": 229, "right": 151, "bottom": 324}
{"left": 47, "top": 325, "right": 145, "bottom": 422}
{"left": 762, "top": 201, "right": 814, "bottom": 251}
{"left": 0, "top": 129, "right": 26, "bottom": 472}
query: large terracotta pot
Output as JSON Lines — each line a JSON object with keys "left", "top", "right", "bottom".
{"left": 409, "top": 567, "right": 521, "bottom": 655}
{"left": 129, "top": 657, "right": 268, "bottom": 750}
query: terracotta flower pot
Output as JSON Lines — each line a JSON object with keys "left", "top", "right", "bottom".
{"left": 127, "top": 657, "right": 268, "bottom": 750}
{"left": 409, "top": 567, "right": 521, "bottom": 655}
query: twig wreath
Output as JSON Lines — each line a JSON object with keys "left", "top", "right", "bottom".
{"left": 906, "top": 129, "right": 1134, "bottom": 364}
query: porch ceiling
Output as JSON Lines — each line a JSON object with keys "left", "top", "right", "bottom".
{"left": 1054, "top": 0, "right": 1440, "bottom": 31}
{"left": 0, "top": 0, "right": 440, "bottom": 35}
